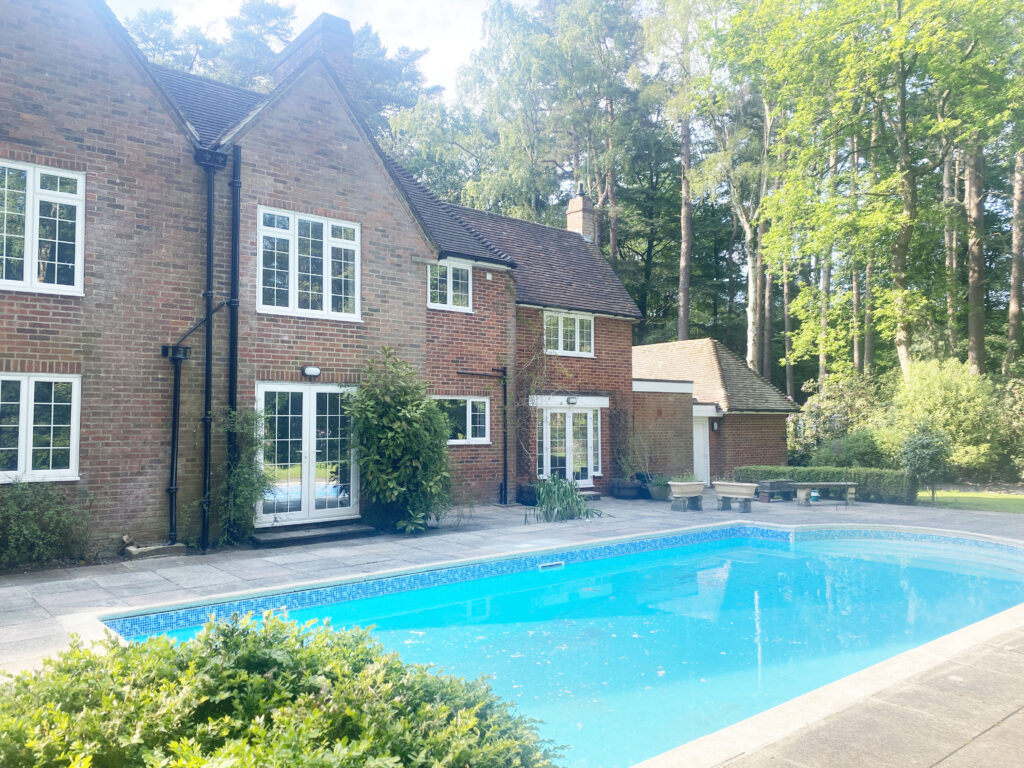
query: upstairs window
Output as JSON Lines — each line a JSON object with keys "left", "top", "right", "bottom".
{"left": 543, "top": 311, "right": 594, "bottom": 357}
{"left": 434, "top": 397, "right": 489, "bottom": 444}
{"left": 427, "top": 260, "right": 472, "bottom": 312}
{"left": 258, "top": 207, "right": 360, "bottom": 321}
{"left": 0, "top": 374, "right": 81, "bottom": 482}
{"left": 0, "top": 162, "right": 85, "bottom": 296}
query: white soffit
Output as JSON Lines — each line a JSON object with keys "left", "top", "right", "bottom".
{"left": 529, "top": 394, "right": 610, "bottom": 409}
{"left": 632, "top": 378, "right": 694, "bottom": 394}
{"left": 693, "top": 403, "right": 724, "bottom": 417}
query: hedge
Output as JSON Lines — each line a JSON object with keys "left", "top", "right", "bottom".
{"left": 733, "top": 465, "right": 918, "bottom": 505}
{"left": 0, "top": 614, "right": 558, "bottom": 768}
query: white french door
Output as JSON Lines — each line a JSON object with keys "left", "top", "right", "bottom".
{"left": 256, "top": 382, "right": 358, "bottom": 527}
{"left": 537, "top": 408, "right": 600, "bottom": 488}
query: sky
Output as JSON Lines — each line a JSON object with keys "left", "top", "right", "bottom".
{"left": 105, "top": 0, "right": 503, "bottom": 96}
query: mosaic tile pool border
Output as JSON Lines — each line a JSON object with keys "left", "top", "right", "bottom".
{"left": 102, "top": 524, "right": 1024, "bottom": 640}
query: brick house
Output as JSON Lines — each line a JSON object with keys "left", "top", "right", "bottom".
{"left": 632, "top": 339, "right": 796, "bottom": 483}
{"left": 0, "top": 1, "right": 638, "bottom": 551}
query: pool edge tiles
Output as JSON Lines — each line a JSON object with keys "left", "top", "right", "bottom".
{"left": 101, "top": 522, "right": 786, "bottom": 638}
{"left": 102, "top": 522, "right": 1024, "bottom": 640}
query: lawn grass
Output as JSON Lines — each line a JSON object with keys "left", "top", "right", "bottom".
{"left": 918, "top": 489, "right": 1024, "bottom": 513}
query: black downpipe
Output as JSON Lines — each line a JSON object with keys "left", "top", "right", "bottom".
{"left": 195, "top": 148, "right": 226, "bottom": 550}
{"left": 228, "top": 146, "right": 241, "bottom": 413}
{"left": 161, "top": 344, "right": 191, "bottom": 544}
{"left": 456, "top": 367, "right": 509, "bottom": 505}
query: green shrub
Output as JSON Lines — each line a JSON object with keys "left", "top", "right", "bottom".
{"left": 346, "top": 348, "right": 451, "bottom": 533}
{"left": 0, "top": 483, "right": 88, "bottom": 569}
{"left": 527, "top": 476, "right": 600, "bottom": 522}
{"left": 809, "top": 430, "right": 887, "bottom": 468}
{"left": 670, "top": 472, "right": 700, "bottom": 482}
{"left": 733, "top": 465, "right": 918, "bottom": 504}
{"left": 215, "top": 408, "right": 274, "bottom": 545}
{"left": 900, "top": 427, "right": 951, "bottom": 504}
{"left": 0, "top": 614, "right": 558, "bottom": 767}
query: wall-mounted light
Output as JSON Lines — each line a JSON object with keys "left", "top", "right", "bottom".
{"left": 711, "top": 421, "right": 719, "bottom": 432}
{"left": 302, "top": 365, "right": 322, "bottom": 379}
{"left": 566, "top": 396, "right": 578, "bottom": 405}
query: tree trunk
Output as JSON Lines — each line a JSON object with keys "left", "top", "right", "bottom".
{"left": 744, "top": 223, "right": 760, "bottom": 371}
{"left": 783, "top": 258, "right": 794, "bottom": 399}
{"left": 1006, "top": 150, "right": 1024, "bottom": 372}
{"left": 606, "top": 100, "right": 619, "bottom": 262}
{"left": 852, "top": 269, "right": 862, "bottom": 373}
{"left": 965, "top": 150, "right": 985, "bottom": 375}
{"left": 943, "top": 152, "right": 958, "bottom": 353}
{"left": 762, "top": 271, "right": 773, "bottom": 379}
{"left": 863, "top": 260, "right": 874, "bottom": 374}
{"left": 892, "top": 170, "right": 916, "bottom": 376}
{"left": 678, "top": 119, "right": 693, "bottom": 340}
{"left": 818, "top": 252, "right": 831, "bottom": 390}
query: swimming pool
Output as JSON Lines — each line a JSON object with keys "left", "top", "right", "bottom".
{"left": 104, "top": 525, "right": 1024, "bottom": 768}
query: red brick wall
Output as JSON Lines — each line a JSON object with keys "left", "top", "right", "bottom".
{"left": 710, "top": 413, "right": 789, "bottom": 479}
{"left": 426, "top": 266, "right": 516, "bottom": 503}
{"left": 514, "top": 307, "right": 633, "bottom": 493}
{"left": 0, "top": 0, "right": 208, "bottom": 550}
{"left": 632, "top": 392, "right": 694, "bottom": 477}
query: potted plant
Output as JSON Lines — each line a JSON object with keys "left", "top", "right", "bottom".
{"left": 668, "top": 472, "right": 704, "bottom": 500}
{"left": 645, "top": 474, "right": 671, "bottom": 501}
{"left": 610, "top": 453, "right": 642, "bottom": 499}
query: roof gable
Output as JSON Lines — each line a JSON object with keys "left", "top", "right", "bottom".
{"left": 633, "top": 339, "right": 796, "bottom": 412}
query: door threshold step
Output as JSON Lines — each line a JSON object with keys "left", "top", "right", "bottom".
{"left": 251, "top": 521, "right": 378, "bottom": 548}
{"left": 580, "top": 491, "right": 601, "bottom": 501}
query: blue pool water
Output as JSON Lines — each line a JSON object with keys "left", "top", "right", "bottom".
{"left": 114, "top": 528, "right": 1024, "bottom": 768}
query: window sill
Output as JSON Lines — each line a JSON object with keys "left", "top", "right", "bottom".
{"left": 257, "top": 306, "right": 363, "bottom": 323}
{"left": 0, "top": 474, "right": 80, "bottom": 484}
{"left": 543, "top": 349, "right": 596, "bottom": 359}
{"left": 428, "top": 303, "right": 473, "bottom": 314}
{"left": 0, "top": 282, "right": 84, "bottom": 298}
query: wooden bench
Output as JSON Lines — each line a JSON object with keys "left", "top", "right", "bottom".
{"left": 712, "top": 481, "right": 758, "bottom": 513}
{"left": 791, "top": 482, "right": 857, "bottom": 506}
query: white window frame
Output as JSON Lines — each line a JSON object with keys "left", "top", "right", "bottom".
{"left": 0, "top": 374, "right": 81, "bottom": 483}
{"left": 427, "top": 259, "right": 473, "bottom": 313}
{"left": 543, "top": 311, "right": 595, "bottom": 358}
{"left": 0, "top": 161, "right": 85, "bottom": 297}
{"left": 256, "top": 206, "right": 361, "bottom": 322}
{"left": 432, "top": 396, "right": 490, "bottom": 445}
{"left": 535, "top": 406, "right": 602, "bottom": 487}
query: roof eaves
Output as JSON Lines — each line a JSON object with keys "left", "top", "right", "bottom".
{"left": 708, "top": 340, "right": 731, "bottom": 411}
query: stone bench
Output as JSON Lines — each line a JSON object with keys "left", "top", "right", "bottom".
{"left": 712, "top": 481, "right": 758, "bottom": 513}
{"left": 791, "top": 482, "right": 857, "bottom": 506}
{"left": 756, "top": 479, "right": 795, "bottom": 502}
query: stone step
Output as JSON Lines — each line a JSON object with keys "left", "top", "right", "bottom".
{"left": 251, "top": 520, "right": 377, "bottom": 548}
{"left": 580, "top": 490, "right": 602, "bottom": 501}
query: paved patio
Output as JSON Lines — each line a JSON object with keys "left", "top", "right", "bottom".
{"left": 2, "top": 492, "right": 1024, "bottom": 766}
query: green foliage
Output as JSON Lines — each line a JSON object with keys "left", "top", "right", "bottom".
{"left": 0, "top": 614, "right": 558, "bottom": 767}
{"left": 214, "top": 409, "right": 274, "bottom": 546}
{"left": 899, "top": 427, "right": 952, "bottom": 504}
{"left": 733, "top": 465, "right": 918, "bottom": 505}
{"left": 645, "top": 473, "right": 670, "bottom": 487}
{"left": 346, "top": 348, "right": 451, "bottom": 533}
{"left": 527, "top": 476, "right": 601, "bottom": 523}
{"left": 0, "top": 483, "right": 88, "bottom": 569}
{"left": 810, "top": 430, "right": 886, "bottom": 469}
{"left": 787, "top": 375, "right": 890, "bottom": 464}
{"left": 670, "top": 472, "right": 700, "bottom": 482}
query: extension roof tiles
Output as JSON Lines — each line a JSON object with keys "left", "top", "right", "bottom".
{"left": 633, "top": 338, "right": 797, "bottom": 412}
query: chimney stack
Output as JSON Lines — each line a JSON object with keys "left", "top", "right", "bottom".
{"left": 272, "top": 13, "right": 354, "bottom": 87}
{"left": 566, "top": 183, "right": 597, "bottom": 244}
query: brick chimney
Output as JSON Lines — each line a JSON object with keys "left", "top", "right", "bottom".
{"left": 566, "top": 184, "right": 597, "bottom": 244}
{"left": 272, "top": 13, "right": 353, "bottom": 87}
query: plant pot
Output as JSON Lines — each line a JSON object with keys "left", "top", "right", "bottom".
{"left": 647, "top": 485, "right": 671, "bottom": 501}
{"left": 712, "top": 481, "right": 758, "bottom": 498}
{"left": 610, "top": 478, "right": 642, "bottom": 499}
{"left": 668, "top": 481, "right": 704, "bottom": 498}
{"left": 516, "top": 484, "right": 537, "bottom": 506}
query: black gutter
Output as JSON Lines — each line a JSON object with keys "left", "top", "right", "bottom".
{"left": 194, "top": 147, "right": 227, "bottom": 550}
{"left": 456, "top": 367, "right": 509, "bottom": 505}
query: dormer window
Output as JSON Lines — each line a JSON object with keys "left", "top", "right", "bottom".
{"left": 427, "top": 259, "right": 472, "bottom": 312}
{"left": 543, "top": 311, "right": 594, "bottom": 357}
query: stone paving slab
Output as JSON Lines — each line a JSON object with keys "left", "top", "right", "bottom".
{"left": 2, "top": 494, "right": 1024, "bottom": 767}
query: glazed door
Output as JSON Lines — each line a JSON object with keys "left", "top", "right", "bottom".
{"left": 538, "top": 408, "right": 596, "bottom": 488}
{"left": 256, "top": 383, "right": 357, "bottom": 527}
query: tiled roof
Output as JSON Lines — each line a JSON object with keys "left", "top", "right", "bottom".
{"left": 144, "top": 64, "right": 637, "bottom": 314}
{"left": 149, "top": 66, "right": 265, "bottom": 147}
{"left": 632, "top": 339, "right": 796, "bottom": 412}
{"left": 451, "top": 206, "right": 641, "bottom": 319}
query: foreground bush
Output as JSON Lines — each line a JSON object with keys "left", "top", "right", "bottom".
{"left": 0, "top": 482, "right": 88, "bottom": 569}
{"left": 0, "top": 615, "right": 557, "bottom": 768}
{"left": 733, "top": 465, "right": 918, "bottom": 504}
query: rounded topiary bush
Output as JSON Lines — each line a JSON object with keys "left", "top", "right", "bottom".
{"left": 0, "top": 614, "right": 557, "bottom": 768}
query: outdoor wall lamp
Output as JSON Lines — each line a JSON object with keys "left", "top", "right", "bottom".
{"left": 302, "top": 365, "right": 322, "bottom": 379}
{"left": 711, "top": 421, "right": 719, "bottom": 432}
{"left": 566, "top": 396, "right": 578, "bottom": 405}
